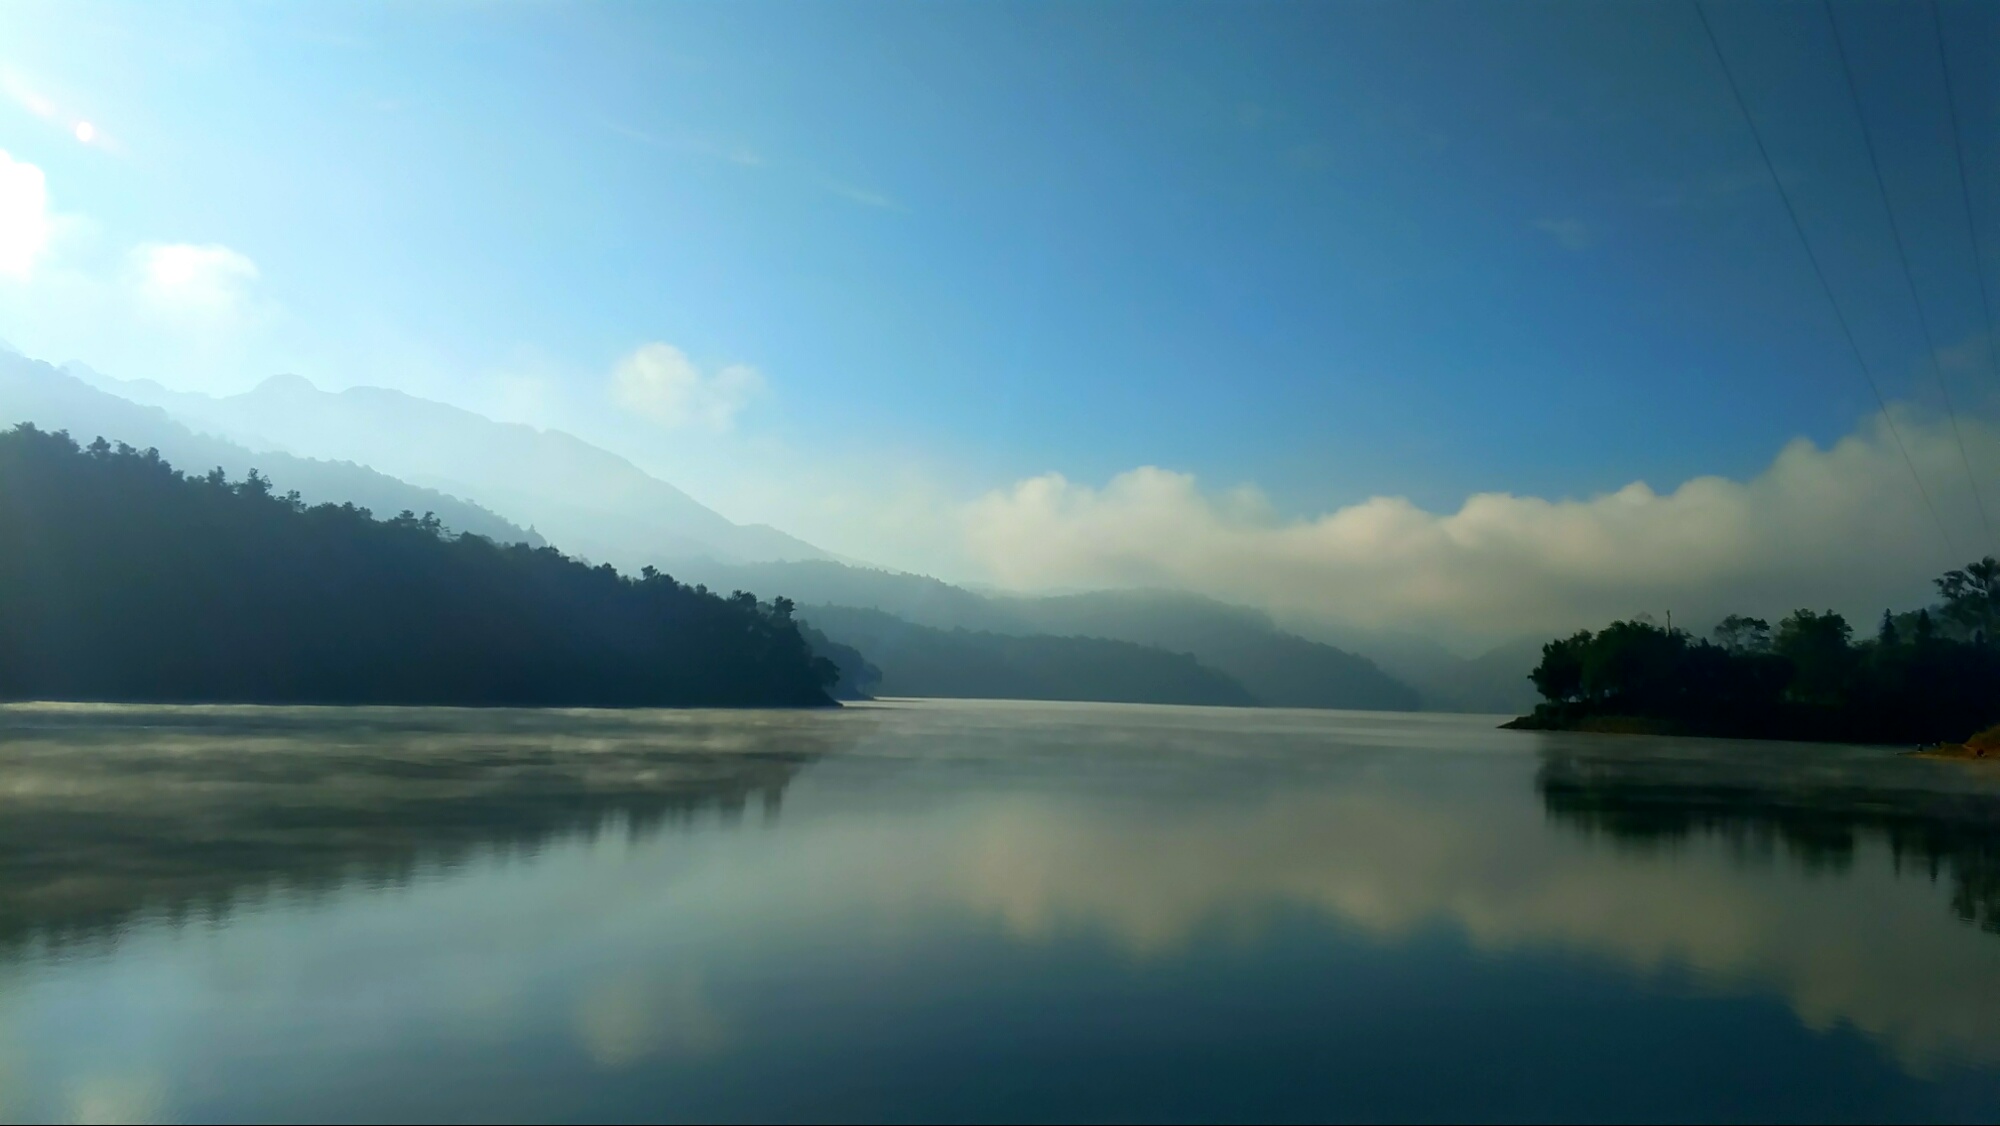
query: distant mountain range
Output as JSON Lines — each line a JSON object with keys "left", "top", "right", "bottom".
{"left": 0, "top": 348, "right": 1539, "bottom": 715}
{"left": 801, "top": 604, "right": 1258, "bottom": 707}
{"left": 0, "top": 352, "right": 539, "bottom": 547}
{"left": 1303, "top": 626, "right": 1543, "bottom": 715}
{"left": 674, "top": 560, "right": 1540, "bottom": 713}
{"left": 1001, "top": 590, "right": 1423, "bottom": 711}
{"left": 673, "top": 560, "right": 1422, "bottom": 712}
{"left": 77, "top": 368, "right": 825, "bottom": 570}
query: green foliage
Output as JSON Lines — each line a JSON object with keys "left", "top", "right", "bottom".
{"left": 1773, "top": 609, "right": 1853, "bottom": 704}
{"left": 0, "top": 425, "right": 837, "bottom": 707}
{"left": 796, "top": 622, "right": 882, "bottom": 700}
{"left": 1938, "top": 556, "right": 2000, "bottom": 642}
{"left": 1712, "top": 614, "right": 1771, "bottom": 653}
{"left": 1518, "top": 575, "right": 2000, "bottom": 744}
{"left": 1529, "top": 630, "right": 1590, "bottom": 704}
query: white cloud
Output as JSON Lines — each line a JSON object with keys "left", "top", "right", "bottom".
{"left": 609, "top": 342, "right": 764, "bottom": 431}
{"left": 0, "top": 149, "right": 51, "bottom": 280}
{"left": 0, "top": 153, "right": 273, "bottom": 391}
{"left": 962, "top": 409, "right": 1999, "bottom": 641}
{"left": 131, "top": 242, "right": 261, "bottom": 324}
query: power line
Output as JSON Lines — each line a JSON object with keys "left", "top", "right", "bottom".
{"left": 1931, "top": 0, "right": 2000, "bottom": 426}
{"left": 1692, "top": 0, "right": 1956, "bottom": 556}
{"left": 1823, "top": 0, "right": 1992, "bottom": 545}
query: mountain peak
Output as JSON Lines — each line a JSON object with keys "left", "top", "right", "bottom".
{"left": 257, "top": 373, "right": 319, "bottom": 395}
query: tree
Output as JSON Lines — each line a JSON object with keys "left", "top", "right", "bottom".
{"left": 1877, "top": 609, "right": 1899, "bottom": 648}
{"left": 1583, "top": 619, "right": 1686, "bottom": 707}
{"left": 1775, "top": 610, "right": 1853, "bottom": 704}
{"left": 1530, "top": 631, "right": 1590, "bottom": 703}
{"left": 1713, "top": 614, "right": 1772, "bottom": 653}
{"left": 1938, "top": 556, "right": 2000, "bottom": 643}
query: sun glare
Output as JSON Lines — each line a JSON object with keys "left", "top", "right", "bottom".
{"left": 73, "top": 120, "right": 95, "bottom": 144}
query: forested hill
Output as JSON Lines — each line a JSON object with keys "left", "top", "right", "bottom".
{"left": 1509, "top": 567, "right": 2000, "bottom": 745}
{"left": 801, "top": 604, "right": 1257, "bottom": 707}
{"left": 0, "top": 426, "right": 836, "bottom": 708}
{"left": 0, "top": 351, "right": 541, "bottom": 548}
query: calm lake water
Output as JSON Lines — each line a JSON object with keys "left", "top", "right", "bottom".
{"left": 3, "top": 699, "right": 2000, "bottom": 1123}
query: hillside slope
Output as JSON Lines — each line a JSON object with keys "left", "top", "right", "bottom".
{"left": 0, "top": 353, "right": 539, "bottom": 547}
{"left": 672, "top": 559, "right": 1418, "bottom": 711}
{"left": 801, "top": 605, "right": 1256, "bottom": 706}
{"left": 1314, "top": 626, "right": 1543, "bottom": 714}
{"left": 87, "top": 369, "right": 824, "bottom": 568}
{"left": 0, "top": 425, "right": 833, "bottom": 708}
{"left": 1003, "top": 590, "right": 1420, "bottom": 711}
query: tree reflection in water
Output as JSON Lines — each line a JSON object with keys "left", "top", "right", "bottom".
{"left": 0, "top": 703, "right": 863, "bottom": 955}
{"left": 1538, "top": 741, "right": 2000, "bottom": 934}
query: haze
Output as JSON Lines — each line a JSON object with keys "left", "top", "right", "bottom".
{"left": 4, "top": 0, "right": 1998, "bottom": 658}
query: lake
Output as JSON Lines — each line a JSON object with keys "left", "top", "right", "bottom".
{"left": 2, "top": 699, "right": 2000, "bottom": 1123}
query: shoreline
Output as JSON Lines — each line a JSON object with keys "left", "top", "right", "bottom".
{"left": 1502, "top": 709, "right": 1993, "bottom": 751}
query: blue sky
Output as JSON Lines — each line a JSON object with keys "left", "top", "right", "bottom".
{"left": 4, "top": 0, "right": 2000, "bottom": 629}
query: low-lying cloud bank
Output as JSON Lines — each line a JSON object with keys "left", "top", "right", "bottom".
{"left": 963, "top": 410, "right": 1999, "bottom": 643}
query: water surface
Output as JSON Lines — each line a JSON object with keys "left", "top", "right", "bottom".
{"left": 3, "top": 699, "right": 2000, "bottom": 1122}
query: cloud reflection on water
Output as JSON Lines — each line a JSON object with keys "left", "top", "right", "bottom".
{"left": 3, "top": 701, "right": 2000, "bottom": 1099}
{"left": 672, "top": 706, "right": 2000, "bottom": 1071}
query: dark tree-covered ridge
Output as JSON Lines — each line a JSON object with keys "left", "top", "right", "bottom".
{"left": 0, "top": 425, "right": 837, "bottom": 707}
{"left": 799, "top": 603, "right": 1258, "bottom": 707}
{"left": 1511, "top": 563, "right": 2000, "bottom": 744}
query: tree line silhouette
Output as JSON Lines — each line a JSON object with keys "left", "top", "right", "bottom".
{"left": 0, "top": 425, "right": 837, "bottom": 707}
{"left": 1513, "top": 559, "right": 2000, "bottom": 743}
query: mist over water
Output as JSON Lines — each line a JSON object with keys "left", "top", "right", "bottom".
{"left": 4, "top": 700, "right": 2000, "bottom": 1122}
